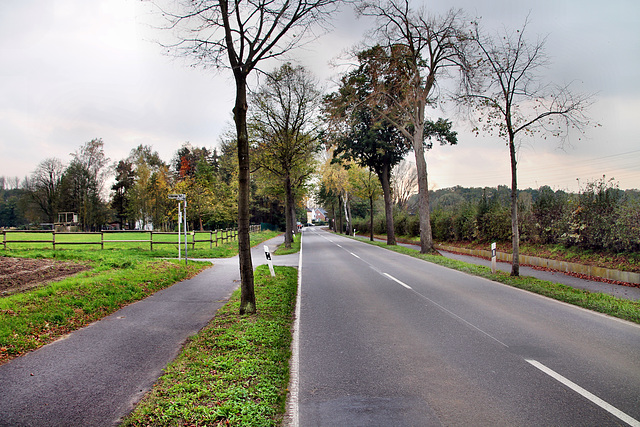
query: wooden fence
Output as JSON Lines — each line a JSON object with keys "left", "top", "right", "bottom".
{"left": 1, "top": 225, "right": 261, "bottom": 250}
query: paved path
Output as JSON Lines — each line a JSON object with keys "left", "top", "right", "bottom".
{"left": 362, "top": 236, "right": 640, "bottom": 301}
{"left": 0, "top": 235, "right": 296, "bottom": 427}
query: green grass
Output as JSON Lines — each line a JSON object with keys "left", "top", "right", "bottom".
{"left": 355, "top": 237, "right": 640, "bottom": 325}
{"left": 0, "top": 230, "right": 281, "bottom": 363}
{"left": 1, "top": 230, "right": 259, "bottom": 253}
{"left": 273, "top": 232, "right": 300, "bottom": 256}
{"left": 121, "top": 264, "right": 297, "bottom": 427}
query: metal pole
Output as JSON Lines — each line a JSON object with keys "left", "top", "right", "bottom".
{"left": 178, "top": 202, "right": 181, "bottom": 261}
{"left": 184, "top": 199, "right": 188, "bottom": 265}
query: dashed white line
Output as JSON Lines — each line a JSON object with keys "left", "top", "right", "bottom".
{"left": 526, "top": 359, "right": 640, "bottom": 427}
{"left": 383, "top": 272, "right": 412, "bottom": 290}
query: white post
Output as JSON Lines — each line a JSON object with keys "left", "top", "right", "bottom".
{"left": 491, "top": 242, "right": 497, "bottom": 274}
{"left": 264, "top": 245, "right": 275, "bottom": 276}
{"left": 178, "top": 203, "right": 182, "bottom": 261}
{"left": 184, "top": 199, "right": 188, "bottom": 266}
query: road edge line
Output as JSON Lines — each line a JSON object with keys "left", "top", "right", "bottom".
{"left": 284, "top": 231, "right": 302, "bottom": 427}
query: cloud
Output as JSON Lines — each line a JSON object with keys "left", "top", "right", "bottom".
{"left": 0, "top": 0, "right": 638, "bottom": 192}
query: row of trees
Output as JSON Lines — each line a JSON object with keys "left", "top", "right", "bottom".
{"left": 2, "top": 126, "right": 310, "bottom": 234}
{"left": 4, "top": 0, "right": 594, "bottom": 313}
{"left": 350, "top": 179, "right": 640, "bottom": 253}
{"left": 4, "top": 139, "right": 112, "bottom": 231}
{"left": 315, "top": 1, "right": 593, "bottom": 279}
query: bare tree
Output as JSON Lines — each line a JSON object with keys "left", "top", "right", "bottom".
{"left": 462, "top": 18, "right": 593, "bottom": 276}
{"left": 28, "top": 158, "right": 66, "bottom": 223}
{"left": 392, "top": 158, "right": 417, "bottom": 210}
{"left": 162, "top": 0, "right": 341, "bottom": 314}
{"left": 250, "top": 63, "right": 322, "bottom": 249}
{"left": 356, "top": 0, "right": 473, "bottom": 253}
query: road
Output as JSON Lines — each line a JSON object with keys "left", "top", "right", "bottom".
{"left": 293, "top": 227, "right": 640, "bottom": 426}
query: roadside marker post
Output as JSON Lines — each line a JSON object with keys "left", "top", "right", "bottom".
{"left": 491, "top": 242, "right": 497, "bottom": 274}
{"left": 264, "top": 245, "right": 275, "bottom": 277}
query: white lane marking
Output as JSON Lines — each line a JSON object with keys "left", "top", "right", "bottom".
{"left": 285, "top": 233, "right": 303, "bottom": 427}
{"left": 424, "top": 297, "right": 509, "bottom": 348}
{"left": 350, "top": 252, "right": 361, "bottom": 259}
{"left": 383, "top": 273, "right": 412, "bottom": 290}
{"left": 526, "top": 359, "right": 640, "bottom": 427}
{"left": 383, "top": 273, "right": 509, "bottom": 347}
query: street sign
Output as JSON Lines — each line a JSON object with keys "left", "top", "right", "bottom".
{"left": 168, "top": 194, "right": 186, "bottom": 201}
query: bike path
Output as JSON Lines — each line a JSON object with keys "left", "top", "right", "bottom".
{"left": 0, "top": 235, "right": 296, "bottom": 427}
{"left": 364, "top": 236, "right": 640, "bottom": 301}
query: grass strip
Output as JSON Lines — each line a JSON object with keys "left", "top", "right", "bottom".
{"left": 0, "top": 231, "right": 281, "bottom": 364}
{"left": 0, "top": 255, "right": 210, "bottom": 364}
{"left": 121, "top": 264, "right": 297, "bottom": 427}
{"left": 273, "top": 232, "right": 300, "bottom": 256}
{"left": 357, "top": 238, "right": 640, "bottom": 325}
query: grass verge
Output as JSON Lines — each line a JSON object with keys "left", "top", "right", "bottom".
{"left": 273, "top": 232, "right": 300, "bottom": 256}
{"left": 0, "top": 231, "right": 280, "bottom": 364}
{"left": 358, "top": 238, "right": 640, "bottom": 325}
{"left": 121, "top": 264, "right": 297, "bottom": 427}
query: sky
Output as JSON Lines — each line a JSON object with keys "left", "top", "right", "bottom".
{"left": 1, "top": 0, "right": 639, "bottom": 193}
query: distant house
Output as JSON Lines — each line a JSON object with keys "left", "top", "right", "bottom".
{"left": 307, "top": 208, "right": 327, "bottom": 222}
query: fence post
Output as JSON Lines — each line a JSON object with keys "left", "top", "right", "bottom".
{"left": 2, "top": 230, "right": 5, "bottom": 250}
{"left": 101, "top": 231, "right": 104, "bottom": 250}
{"left": 210, "top": 231, "right": 213, "bottom": 249}
{"left": 150, "top": 231, "right": 153, "bottom": 251}
{"left": 192, "top": 231, "right": 195, "bottom": 250}
{"left": 52, "top": 229, "right": 56, "bottom": 250}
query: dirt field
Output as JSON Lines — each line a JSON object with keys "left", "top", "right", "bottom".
{"left": 0, "top": 257, "right": 91, "bottom": 296}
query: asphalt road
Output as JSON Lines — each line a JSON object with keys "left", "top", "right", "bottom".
{"left": 294, "top": 227, "right": 640, "bottom": 426}
{"left": 0, "top": 235, "right": 295, "bottom": 427}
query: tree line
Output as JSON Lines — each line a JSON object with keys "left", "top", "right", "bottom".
{"left": 4, "top": 0, "right": 603, "bottom": 315}
{"left": 0, "top": 127, "right": 310, "bottom": 234}
{"left": 347, "top": 179, "right": 640, "bottom": 254}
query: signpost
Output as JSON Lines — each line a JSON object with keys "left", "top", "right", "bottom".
{"left": 491, "top": 242, "right": 497, "bottom": 274}
{"left": 264, "top": 245, "right": 275, "bottom": 277}
{"left": 169, "top": 194, "right": 188, "bottom": 265}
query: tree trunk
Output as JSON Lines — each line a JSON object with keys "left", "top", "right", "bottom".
{"left": 378, "top": 163, "right": 396, "bottom": 245}
{"left": 369, "top": 194, "right": 374, "bottom": 241}
{"left": 284, "top": 174, "right": 293, "bottom": 249}
{"left": 337, "top": 196, "right": 343, "bottom": 233}
{"left": 291, "top": 201, "right": 297, "bottom": 235}
{"left": 233, "top": 72, "right": 256, "bottom": 314}
{"left": 343, "top": 194, "right": 351, "bottom": 235}
{"left": 509, "top": 136, "right": 520, "bottom": 276}
{"left": 413, "top": 127, "right": 433, "bottom": 254}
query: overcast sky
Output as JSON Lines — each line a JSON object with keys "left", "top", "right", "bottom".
{"left": 1, "top": 0, "right": 639, "bottom": 192}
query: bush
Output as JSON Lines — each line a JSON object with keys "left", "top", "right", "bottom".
{"left": 452, "top": 203, "right": 478, "bottom": 241}
{"left": 564, "top": 177, "right": 622, "bottom": 250}
{"left": 431, "top": 209, "right": 454, "bottom": 241}
{"left": 532, "top": 186, "right": 571, "bottom": 244}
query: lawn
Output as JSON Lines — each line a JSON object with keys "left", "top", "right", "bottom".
{"left": 0, "top": 230, "right": 280, "bottom": 364}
